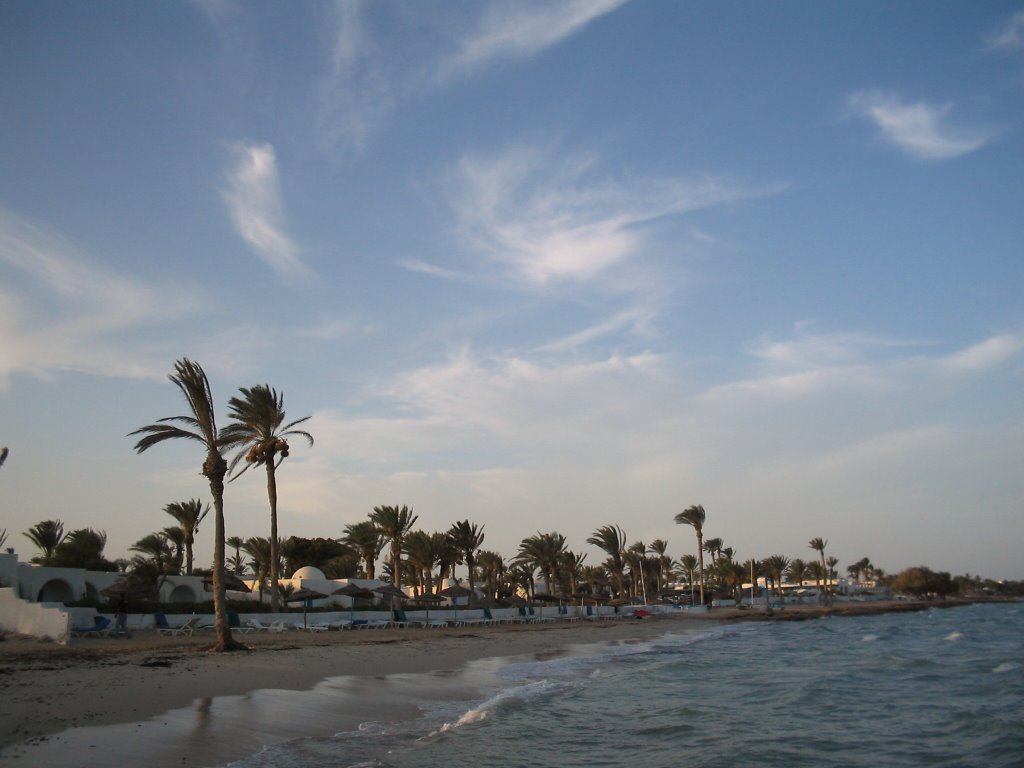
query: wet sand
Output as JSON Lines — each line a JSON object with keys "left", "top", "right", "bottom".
{"left": 0, "top": 600, "right": 978, "bottom": 767}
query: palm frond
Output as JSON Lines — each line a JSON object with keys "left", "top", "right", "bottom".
{"left": 130, "top": 424, "right": 206, "bottom": 453}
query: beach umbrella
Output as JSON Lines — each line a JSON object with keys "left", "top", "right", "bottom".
{"left": 202, "top": 571, "right": 253, "bottom": 593}
{"left": 440, "top": 584, "right": 472, "bottom": 624}
{"left": 333, "top": 583, "right": 375, "bottom": 623}
{"left": 285, "top": 587, "right": 327, "bottom": 628}
{"left": 409, "top": 592, "right": 444, "bottom": 625}
{"left": 374, "top": 584, "right": 408, "bottom": 607}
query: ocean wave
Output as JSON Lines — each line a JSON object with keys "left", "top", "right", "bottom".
{"left": 861, "top": 634, "right": 880, "bottom": 642}
{"left": 944, "top": 631, "right": 963, "bottom": 642}
{"left": 992, "top": 662, "right": 1021, "bottom": 674}
{"left": 427, "top": 679, "right": 567, "bottom": 737}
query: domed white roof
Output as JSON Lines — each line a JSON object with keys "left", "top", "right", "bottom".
{"left": 291, "top": 565, "right": 326, "bottom": 580}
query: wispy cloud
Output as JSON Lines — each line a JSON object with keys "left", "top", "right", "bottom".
{"left": 847, "top": 90, "right": 993, "bottom": 160}
{"left": 437, "top": 0, "right": 628, "bottom": 81}
{"left": 942, "top": 333, "right": 1024, "bottom": 372}
{"left": 986, "top": 11, "right": 1024, "bottom": 51}
{"left": 0, "top": 210, "right": 202, "bottom": 385}
{"left": 532, "top": 308, "right": 654, "bottom": 354}
{"left": 316, "top": 1, "right": 628, "bottom": 154}
{"left": 440, "top": 144, "right": 775, "bottom": 287}
{"left": 221, "top": 140, "right": 312, "bottom": 280}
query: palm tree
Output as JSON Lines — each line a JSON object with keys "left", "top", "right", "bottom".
{"left": 674, "top": 504, "right": 706, "bottom": 605}
{"left": 626, "top": 541, "right": 648, "bottom": 601}
{"left": 677, "top": 553, "right": 699, "bottom": 604}
{"left": 23, "top": 520, "right": 66, "bottom": 565}
{"left": 649, "top": 539, "right": 670, "bottom": 593}
{"left": 221, "top": 384, "right": 313, "bottom": 613}
{"left": 163, "top": 499, "right": 209, "bottom": 575}
{"left": 0, "top": 446, "right": 8, "bottom": 470}
{"left": 162, "top": 526, "right": 186, "bottom": 573}
{"left": 242, "top": 536, "right": 272, "bottom": 603}
{"left": 808, "top": 538, "right": 830, "bottom": 605}
{"left": 518, "top": 532, "right": 567, "bottom": 597}
{"left": 826, "top": 555, "right": 839, "bottom": 594}
{"left": 587, "top": 525, "right": 627, "bottom": 598}
{"left": 703, "top": 537, "right": 724, "bottom": 562}
{"left": 130, "top": 532, "right": 176, "bottom": 574}
{"left": 130, "top": 358, "right": 238, "bottom": 651}
{"left": 226, "top": 535, "right": 247, "bottom": 575}
{"left": 560, "top": 550, "right": 586, "bottom": 598}
{"left": 403, "top": 530, "right": 439, "bottom": 596}
{"left": 343, "top": 520, "right": 384, "bottom": 580}
{"left": 448, "top": 520, "right": 485, "bottom": 603}
{"left": 370, "top": 505, "right": 418, "bottom": 587}
{"left": 476, "top": 550, "right": 505, "bottom": 601}
{"left": 764, "top": 554, "right": 791, "bottom": 607}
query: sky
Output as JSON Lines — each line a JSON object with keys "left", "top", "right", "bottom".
{"left": 1, "top": 1, "right": 1023, "bottom": 581}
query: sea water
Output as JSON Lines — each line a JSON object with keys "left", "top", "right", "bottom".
{"left": 227, "top": 603, "right": 1024, "bottom": 768}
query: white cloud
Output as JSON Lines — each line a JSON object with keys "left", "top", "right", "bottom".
{"left": 221, "top": 141, "right": 312, "bottom": 280}
{"left": 532, "top": 308, "right": 654, "bottom": 354}
{"left": 987, "top": 11, "right": 1024, "bottom": 51}
{"left": 448, "top": 145, "right": 772, "bottom": 286}
{"left": 942, "top": 333, "right": 1024, "bottom": 372}
{"left": 0, "top": 210, "right": 203, "bottom": 385}
{"left": 316, "top": 1, "right": 628, "bottom": 154}
{"left": 847, "top": 90, "right": 993, "bottom": 160}
{"left": 437, "top": 0, "right": 629, "bottom": 81}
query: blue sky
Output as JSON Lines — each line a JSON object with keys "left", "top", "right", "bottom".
{"left": 2, "top": 1, "right": 1023, "bottom": 580}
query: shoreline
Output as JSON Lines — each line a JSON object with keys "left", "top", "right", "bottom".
{"left": 0, "top": 599, "right": 1003, "bottom": 766}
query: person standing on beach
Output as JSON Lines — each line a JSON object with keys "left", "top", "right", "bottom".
{"left": 114, "top": 594, "right": 130, "bottom": 638}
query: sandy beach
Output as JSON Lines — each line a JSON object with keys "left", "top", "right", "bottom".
{"left": 0, "top": 601, "right": 976, "bottom": 767}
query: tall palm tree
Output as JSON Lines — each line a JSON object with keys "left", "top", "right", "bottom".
{"left": 23, "top": 520, "right": 66, "bottom": 565}
{"left": 242, "top": 536, "right": 272, "bottom": 603}
{"left": 370, "top": 505, "right": 418, "bottom": 587}
{"left": 674, "top": 504, "right": 706, "bottom": 605}
{"left": 221, "top": 384, "right": 313, "bottom": 613}
{"left": 677, "top": 553, "right": 699, "bottom": 604}
{"left": 403, "top": 530, "right": 440, "bottom": 595}
{"left": 703, "top": 537, "right": 724, "bottom": 562}
{"left": 808, "top": 537, "right": 830, "bottom": 605}
{"left": 163, "top": 499, "right": 209, "bottom": 575}
{"left": 764, "top": 554, "right": 791, "bottom": 607}
{"left": 448, "top": 520, "right": 485, "bottom": 603}
{"left": 626, "top": 541, "right": 648, "bottom": 601}
{"left": 587, "top": 525, "right": 627, "bottom": 598}
{"left": 226, "top": 535, "right": 246, "bottom": 575}
{"left": 476, "top": 549, "right": 505, "bottom": 601}
{"left": 649, "top": 539, "right": 670, "bottom": 593}
{"left": 343, "top": 520, "right": 384, "bottom": 580}
{"left": 518, "top": 532, "right": 567, "bottom": 597}
{"left": 130, "top": 532, "right": 176, "bottom": 573}
{"left": 162, "top": 526, "right": 186, "bottom": 573}
{"left": 130, "top": 358, "right": 238, "bottom": 651}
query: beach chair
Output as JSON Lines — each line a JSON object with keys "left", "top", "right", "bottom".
{"left": 392, "top": 609, "right": 420, "bottom": 628}
{"left": 228, "top": 610, "right": 254, "bottom": 634}
{"left": 156, "top": 615, "right": 200, "bottom": 636}
{"left": 292, "top": 621, "right": 330, "bottom": 632}
{"left": 245, "top": 618, "right": 286, "bottom": 632}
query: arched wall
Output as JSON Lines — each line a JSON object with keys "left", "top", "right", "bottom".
{"left": 168, "top": 584, "right": 199, "bottom": 603}
{"left": 37, "top": 579, "right": 75, "bottom": 604}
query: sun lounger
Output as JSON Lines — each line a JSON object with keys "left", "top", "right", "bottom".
{"left": 244, "top": 618, "right": 287, "bottom": 632}
{"left": 292, "top": 622, "right": 330, "bottom": 632}
{"left": 155, "top": 614, "right": 200, "bottom": 636}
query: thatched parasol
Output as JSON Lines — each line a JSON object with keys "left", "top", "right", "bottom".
{"left": 285, "top": 587, "right": 327, "bottom": 628}
{"left": 409, "top": 592, "right": 444, "bottom": 624}
{"left": 440, "top": 583, "right": 473, "bottom": 623}
{"left": 333, "top": 583, "right": 375, "bottom": 623}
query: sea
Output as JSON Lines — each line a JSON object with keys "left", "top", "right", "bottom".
{"left": 225, "top": 602, "right": 1024, "bottom": 768}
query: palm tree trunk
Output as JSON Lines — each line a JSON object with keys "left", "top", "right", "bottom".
{"left": 266, "top": 462, "right": 280, "bottom": 613}
{"left": 207, "top": 457, "right": 236, "bottom": 651}
{"left": 696, "top": 532, "right": 705, "bottom": 606}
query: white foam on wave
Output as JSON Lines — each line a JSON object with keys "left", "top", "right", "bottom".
{"left": 944, "top": 631, "right": 963, "bottom": 642}
{"left": 861, "top": 634, "right": 879, "bottom": 643}
{"left": 427, "top": 679, "right": 564, "bottom": 738}
{"left": 993, "top": 662, "right": 1021, "bottom": 674}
